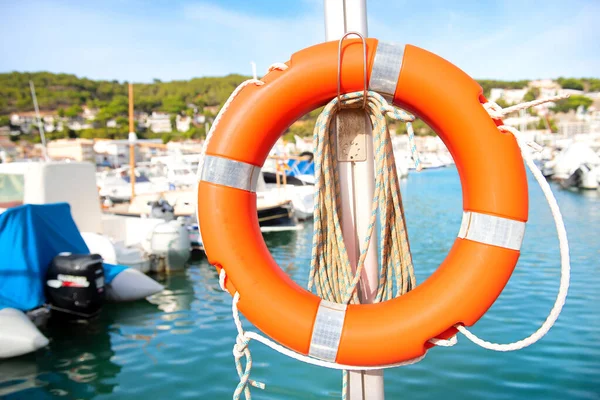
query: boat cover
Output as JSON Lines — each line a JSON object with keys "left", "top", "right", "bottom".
{"left": 0, "top": 203, "right": 127, "bottom": 311}
{"left": 287, "top": 159, "right": 315, "bottom": 177}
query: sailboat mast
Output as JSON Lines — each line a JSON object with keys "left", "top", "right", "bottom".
{"left": 29, "top": 80, "right": 49, "bottom": 160}
{"left": 128, "top": 82, "right": 136, "bottom": 199}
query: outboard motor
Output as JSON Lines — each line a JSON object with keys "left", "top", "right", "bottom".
{"left": 45, "top": 253, "right": 105, "bottom": 319}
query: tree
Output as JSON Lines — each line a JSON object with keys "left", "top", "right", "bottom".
{"left": 523, "top": 88, "right": 539, "bottom": 102}
{"left": 64, "top": 104, "right": 83, "bottom": 118}
{"left": 536, "top": 117, "right": 557, "bottom": 132}
{"left": 161, "top": 132, "right": 173, "bottom": 144}
{"left": 557, "top": 78, "right": 584, "bottom": 91}
{"left": 0, "top": 116, "right": 9, "bottom": 126}
{"left": 552, "top": 95, "right": 593, "bottom": 113}
{"left": 162, "top": 96, "right": 186, "bottom": 114}
{"left": 495, "top": 98, "right": 511, "bottom": 108}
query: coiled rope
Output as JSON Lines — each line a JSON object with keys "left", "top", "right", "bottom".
{"left": 308, "top": 90, "right": 425, "bottom": 398}
{"left": 197, "top": 64, "right": 571, "bottom": 398}
{"left": 308, "top": 90, "right": 419, "bottom": 304}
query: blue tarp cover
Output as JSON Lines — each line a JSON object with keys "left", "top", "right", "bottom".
{"left": 0, "top": 203, "right": 126, "bottom": 311}
{"left": 287, "top": 159, "right": 314, "bottom": 177}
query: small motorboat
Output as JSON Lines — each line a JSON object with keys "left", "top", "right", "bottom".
{"left": 0, "top": 161, "right": 191, "bottom": 272}
{"left": 0, "top": 203, "right": 164, "bottom": 359}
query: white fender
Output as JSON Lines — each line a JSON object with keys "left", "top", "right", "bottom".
{"left": 105, "top": 269, "right": 164, "bottom": 302}
{"left": 81, "top": 231, "right": 118, "bottom": 264}
{"left": 0, "top": 308, "right": 49, "bottom": 359}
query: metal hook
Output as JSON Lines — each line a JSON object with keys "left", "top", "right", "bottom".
{"left": 337, "top": 31, "right": 368, "bottom": 110}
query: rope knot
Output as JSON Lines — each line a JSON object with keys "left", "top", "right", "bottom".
{"left": 483, "top": 101, "right": 505, "bottom": 120}
{"left": 232, "top": 331, "right": 265, "bottom": 400}
{"left": 233, "top": 333, "right": 250, "bottom": 358}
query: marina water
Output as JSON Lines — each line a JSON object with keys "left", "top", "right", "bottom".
{"left": 1, "top": 167, "right": 598, "bottom": 399}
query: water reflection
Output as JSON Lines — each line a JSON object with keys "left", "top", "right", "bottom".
{"left": 0, "top": 314, "right": 121, "bottom": 399}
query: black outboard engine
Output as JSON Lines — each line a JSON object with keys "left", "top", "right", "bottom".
{"left": 46, "top": 253, "right": 105, "bottom": 319}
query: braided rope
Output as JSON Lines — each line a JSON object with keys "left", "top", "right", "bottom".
{"left": 218, "top": 270, "right": 265, "bottom": 400}
{"left": 308, "top": 90, "right": 419, "bottom": 305}
{"left": 483, "top": 94, "right": 569, "bottom": 119}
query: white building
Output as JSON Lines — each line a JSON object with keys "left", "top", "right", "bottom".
{"left": 47, "top": 139, "right": 95, "bottom": 162}
{"left": 94, "top": 139, "right": 163, "bottom": 167}
{"left": 67, "top": 119, "right": 93, "bottom": 131}
{"left": 176, "top": 115, "right": 192, "bottom": 132}
{"left": 147, "top": 112, "right": 172, "bottom": 133}
{"left": 82, "top": 106, "right": 98, "bottom": 121}
{"left": 489, "top": 88, "right": 527, "bottom": 105}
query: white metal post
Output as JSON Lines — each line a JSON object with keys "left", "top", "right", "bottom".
{"left": 324, "top": 1, "right": 385, "bottom": 399}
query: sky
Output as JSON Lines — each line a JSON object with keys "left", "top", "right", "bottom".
{"left": 0, "top": 0, "right": 598, "bottom": 83}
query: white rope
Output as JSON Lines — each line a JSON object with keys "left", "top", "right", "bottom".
{"left": 218, "top": 270, "right": 265, "bottom": 400}
{"left": 483, "top": 94, "right": 569, "bottom": 119}
{"left": 218, "top": 269, "right": 435, "bottom": 371}
{"left": 268, "top": 63, "right": 289, "bottom": 72}
{"left": 453, "top": 100, "right": 571, "bottom": 351}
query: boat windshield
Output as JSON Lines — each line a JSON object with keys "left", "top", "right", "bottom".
{"left": 0, "top": 173, "right": 25, "bottom": 208}
{"left": 121, "top": 174, "right": 150, "bottom": 183}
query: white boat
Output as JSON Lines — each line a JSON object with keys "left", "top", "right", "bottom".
{"left": 259, "top": 172, "right": 314, "bottom": 220}
{"left": 261, "top": 156, "right": 315, "bottom": 219}
{"left": 149, "top": 154, "right": 200, "bottom": 189}
{"left": 2, "top": 161, "right": 191, "bottom": 273}
{"left": 544, "top": 142, "right": 600, "bottom": 186}
{"left": 96, "top": 167, "right": 170, "bottom": 202}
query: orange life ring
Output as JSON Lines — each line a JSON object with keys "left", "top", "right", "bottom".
{"left": 197, "top": 39, "right": 528, "bottom": 366}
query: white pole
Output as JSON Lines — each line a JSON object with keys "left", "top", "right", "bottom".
{"left": 29, "top": 80, "right": 49, "bottom": 161}
{"left": 323, "top": 1, "right": 384, "bottom": 399}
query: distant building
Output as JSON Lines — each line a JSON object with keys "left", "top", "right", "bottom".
{"left": 47, "top": 139, "right": 95, "bottom": 162}
{"left": 67, "top": 118, "right": 93, "bottom": 131}
{"left": 203, "top": 105, "right": 220, "bottom": 115}
{"left": 106, "top": 119, "right": 118, "bottom": 128}
{"left": 94, "top": 139, "right": 163, "bottom": 167}
{"left": 166, "top": 140, "right": 204, "bottom": 154}
{"left": 559, "top": 89, "right": 584, "bottom": 97}
{"left": 195, "top": 114, "right": 206, "bottom": 124}
{"left": 176, "top": 115, "right": 191, "bottom": 132}
{"left": 489, "top": 88, "right": 527, "bottom": 105}
{"left": 136, "top": 112, "right": 150, "bottom": 129}
{"left": 528, "top": 79, "right": 560, "bottom": 90}
{"left": 0, "top": 138, "right": 18, "bottom": 162}
{"left": 187, "top": 103, "right": 199, "bottom": 114}
{"left": 10, "top": 113, "right": 35, "bottom": 134}
{"left": 147, "top": 112, "right": 172, "bottom": 133}
{"left": 82, "top": 106, "right": 98, "bottom": 121}
{"left": 558, "top": 121, "right": 600, "bottom": 136}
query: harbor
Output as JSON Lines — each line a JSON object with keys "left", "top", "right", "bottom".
{"left": 1, "top": 0, "right": 599, "bottom": 399}
{"left": 0, "top": 168, "right": 598, "bottom": 399}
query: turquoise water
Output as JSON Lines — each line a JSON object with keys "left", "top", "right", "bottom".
{"left": 2, "top": 167, "right": 599, "bottom": 399}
